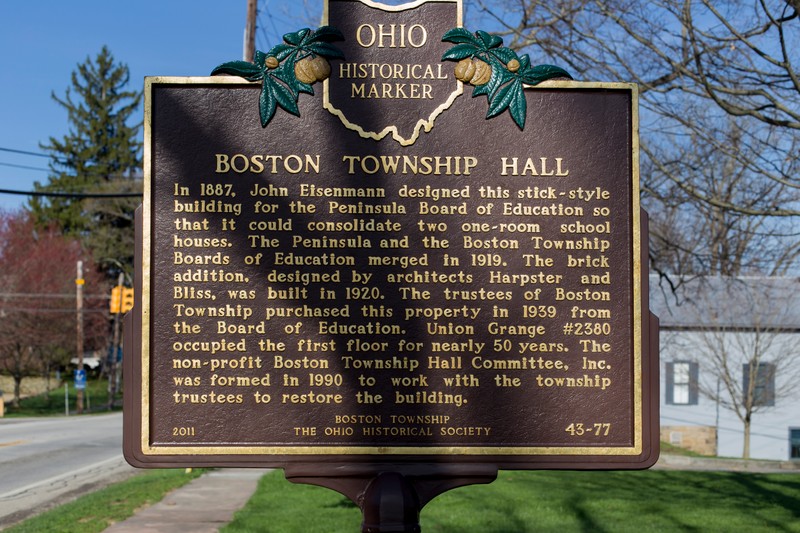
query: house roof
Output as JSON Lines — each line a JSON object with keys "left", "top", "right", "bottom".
{"left": 649, "top": 275, "right": 800, "bottom": 331}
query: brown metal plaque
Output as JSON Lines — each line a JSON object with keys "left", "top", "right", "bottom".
{"left": 124, "top": 0, "right": 658, "bottom": 470}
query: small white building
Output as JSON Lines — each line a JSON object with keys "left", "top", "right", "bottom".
{"left": 650, "top": 276, "right": 800, "bottom": 461}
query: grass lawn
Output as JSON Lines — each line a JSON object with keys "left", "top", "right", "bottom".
{"left": 3, "top": 376, "right": 120, "bottom": 417}
{"left": 222, "top": 468, "right": 800, "bottom": 533}
{"left": 4, "top": 469, "right": 203, "bottom": 533}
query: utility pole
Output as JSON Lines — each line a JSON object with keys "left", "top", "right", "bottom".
{"left": 76, "top": 260, "right": 84, "bottom": 415}
{"left": 108, "top": 273, "right": 124, "bottom": 410}
{"left": 244, "top": 0, "right": 258, "bottom": 62}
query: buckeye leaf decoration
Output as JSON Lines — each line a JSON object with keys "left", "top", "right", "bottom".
{"left": 442, "top": 28, "right": 572, "bottom": 129}
{"left": 212, "top": 26, "right": 344, "bottom": 127}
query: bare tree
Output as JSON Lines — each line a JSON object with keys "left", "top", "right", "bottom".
{"left": 223, "top": 2, "right": 800, "bottom": 278}
{"left": 663, "top": 278, "right": 800, "bottom": 458}
{"left": 648, "top": 117, "right": 800, "bottom": 276}
{"left": 469, "top": 0, "right": 800, "bottom": 275}
{"left": 256, "top": 0, "right": 323, "bottom": 49}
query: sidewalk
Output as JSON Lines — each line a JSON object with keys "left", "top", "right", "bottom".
{"left": 103, "top": 469, "right": 268, "bottom": 533}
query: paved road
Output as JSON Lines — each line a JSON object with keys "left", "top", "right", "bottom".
{"left": 0, "top": 412, "right": 137, "bottom": 527}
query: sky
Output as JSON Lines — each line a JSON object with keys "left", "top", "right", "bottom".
{"left": 0, "top": 0, "right": 321, "bottom": 212}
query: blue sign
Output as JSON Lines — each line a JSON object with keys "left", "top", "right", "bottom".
{"left": 74, "top": 369, "right": 87, "bottom": 390}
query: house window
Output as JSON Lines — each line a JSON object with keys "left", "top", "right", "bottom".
{"left": 791, "top": 429, "right": 800, "bottom": 460}
{"left": 743, "top": 363, "right": 775, "bottom": 407}
{"left": 666, "top": 361, "right": 698, "bottom": 405}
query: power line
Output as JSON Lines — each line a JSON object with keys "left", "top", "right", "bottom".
{"left": 0, "top": 146, "right": 51, "bottom": 159}
{"left": 0, "top": 146, "right": 73, "bottom": 166}
{"left": 0, "top": 307, "right": 110, "bottom": 314}
{"left": 0, "top": 161, "right": 50, "bottom": 172}
{"left": 0, "top": 293, "right": 110, "bottom": 299}
{"left": 0, "top": 188, "right": 142, "bottom": 199}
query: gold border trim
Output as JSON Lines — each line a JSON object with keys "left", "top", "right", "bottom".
{"left": 140, "top": 78, "right": 645, "bottom": 458}
{"left": 142, "top": 78, "right": 153, "bottom": 455}
{"left": 322, "top": 0, "right": 464, "bottom": 146}
{"left": 143, "top": 445, "right": 642, "bottom": 456}
{"left": 631, "top": 83, "right": 643, "bottom": 456}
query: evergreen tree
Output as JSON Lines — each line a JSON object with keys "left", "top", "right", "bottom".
{"left": 30, "top": 46, "right": 142, "bottom": 279}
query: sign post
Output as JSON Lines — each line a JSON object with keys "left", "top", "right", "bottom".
{"left": 125, "top": 0, "right": 659, "bottom": 529}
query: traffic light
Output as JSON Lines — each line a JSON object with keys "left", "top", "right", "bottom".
{"left": 121, "top": 288, "right": 135, "bottom": 313}
{"left": 110, "top": 286, "right": 121, "bottom": 313}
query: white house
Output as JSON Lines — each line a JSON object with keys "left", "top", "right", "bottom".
{"left": 650, "top": 276, "right": 800, "bottom": 461}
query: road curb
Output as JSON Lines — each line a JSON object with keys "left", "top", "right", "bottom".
{"left": 655, "top": 453, "right": 800, "bottom": 472}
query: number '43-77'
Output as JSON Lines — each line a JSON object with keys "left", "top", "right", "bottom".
{"left": 565, "top": 423, "right": 611, "bottom": 436}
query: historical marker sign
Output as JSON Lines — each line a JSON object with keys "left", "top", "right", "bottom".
{"left": 324, "top": 0, "right": 462, "bottom": 144}
{"left": 124, "top": 0, "right": 658, "bottom": 471}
